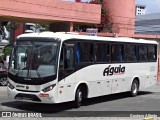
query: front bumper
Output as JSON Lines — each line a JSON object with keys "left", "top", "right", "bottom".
{"left": 7, "top": 87, "right": 57, "bottom": 104}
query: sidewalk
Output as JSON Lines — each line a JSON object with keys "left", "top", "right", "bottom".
{"left": 157, "top": 80, "right": 160, "bottom": 85}
{"left": 0, "top": 86, "right": 7, "bottom": 96}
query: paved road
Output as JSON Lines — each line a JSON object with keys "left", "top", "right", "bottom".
{"left": 0, "top": 83, "right": 160, "bottom": 119}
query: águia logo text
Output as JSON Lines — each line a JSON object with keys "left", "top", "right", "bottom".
{"left": 103, "top": 65, "right": 125, "bottom": 76}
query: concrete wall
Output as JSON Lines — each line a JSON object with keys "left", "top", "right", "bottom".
{"left": 0, "top": 0, "right": 101, "bottom": 24}
{"left": 104, "top": 0, "right": 135, "bottom": 35}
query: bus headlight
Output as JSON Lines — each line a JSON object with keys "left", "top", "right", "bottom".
{"left": 42, "top": 84, "right": 56, "bottom": 92}
{"left": 8, "top": 82, "right": 14, "bottom": 90}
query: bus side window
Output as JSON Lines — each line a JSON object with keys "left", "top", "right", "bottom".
{"left": 77, "top": 43, "right": 80, "bottom": 63}
{"left": 148, "top": 45, "right": 157, "bottom": 61}
{"left": 95, "top": 43, "right": 110, "bottom": 62}
{"left": 138, "top": 45, "right": 148, "bottom": 62}
{"left": 76, "top": 42, "right": 94, "bottom": 63}
{"left": 111, "top": 44, "right": 124, "bottom": 62}
{"left": 64, "top": 47, "right": 74, "bottom": 69}
{"left": 125, "top": 44, "right": 137, "bottom": 62}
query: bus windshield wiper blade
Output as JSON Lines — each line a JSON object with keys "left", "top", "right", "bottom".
{"left": 36, "top": 69, "right": 41, "bottom": 78}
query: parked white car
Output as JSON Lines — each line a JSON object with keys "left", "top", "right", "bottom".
{"left": 0, "top": 63, "right": 8, "bottom": 86}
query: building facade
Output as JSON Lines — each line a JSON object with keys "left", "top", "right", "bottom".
{"left": 136, "top": 4, "right": 146, "bottom": 15}
{"left": 135, "top": 13, "right": 160, "bottom": 35}
{"left": 104, "top": 0, "right": 135, "bottom": 35}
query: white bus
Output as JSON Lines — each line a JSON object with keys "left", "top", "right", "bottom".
{"left": 7, "top": 32, "right": 158, "bottom": 107}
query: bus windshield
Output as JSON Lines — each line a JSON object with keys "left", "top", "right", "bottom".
{"left": 9, "top": 40, "right": 59, "bottom": 78}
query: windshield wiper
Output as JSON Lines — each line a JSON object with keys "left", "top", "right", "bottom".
{"left": 26, "top": 47, "right": 33, "bottom": 78}
{"left": 36, "top": 69, "right": 41, "bottom": 78}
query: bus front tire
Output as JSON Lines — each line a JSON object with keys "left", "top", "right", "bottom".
{"left": 0, "top": 77, "right": 8, "bottom": 86}
{"left": 73, "top": 87, "right": 83, "bottom": 108}
{"left": 130, "top": 80, "right": 139, "bottom": 97}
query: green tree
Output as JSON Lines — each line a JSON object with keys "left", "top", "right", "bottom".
{"left": 91, "top": 0, "right": 113, "bottom": 32}
{"left": 0, "top": 44, "right": 13, "bottom": 62}
{"left": 6, "top": 22, "right": 20, "bottom": 44}
{"left": 74, "top": 0, "right": 113, "bottom": 33}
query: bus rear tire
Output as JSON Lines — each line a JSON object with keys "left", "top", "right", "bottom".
{"left": 130, "top": 79, "right": 139, "bottom": 97}
{"left": 73, "top": 87, "right": 83, "bottom": 108}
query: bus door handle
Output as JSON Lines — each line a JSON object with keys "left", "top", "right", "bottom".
{"left": 67, "top": 85, "right": 71, "bottom": 87}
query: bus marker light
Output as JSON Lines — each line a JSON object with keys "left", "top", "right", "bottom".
{"left": 39, "top": 93, "right": 49, "bottom": 97}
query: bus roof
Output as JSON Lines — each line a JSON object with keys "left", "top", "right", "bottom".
{"left": 17, "top": 32, "right": 158, "bottom": 44}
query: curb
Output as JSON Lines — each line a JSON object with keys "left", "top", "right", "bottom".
{"left": 143, "top": 117, "right": 154, "bottom": 120}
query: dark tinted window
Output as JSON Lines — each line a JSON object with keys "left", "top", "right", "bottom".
{"left": 148, "top": 45, "right": 157, "bottom": 61}
{"left": 64, "top": 47, "right": 74, "bottom": 69}
{"left": 138, "top": 45, "right": 148, "bottom": 62}
{"left": 125, "top": 44, "right": 137, "bottom": 62}
{"left": 95, "top": 43, "right": 110, "bottom": 62}
{"left": 77, "top": 42, "right": 94, "bottom": 63}
{"left": 111, "top": 44, "right": 124, "bottom": 62}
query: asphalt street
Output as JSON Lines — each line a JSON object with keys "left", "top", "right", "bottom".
{"left": 0, "top": 82, "right": 160, "bottom": 119}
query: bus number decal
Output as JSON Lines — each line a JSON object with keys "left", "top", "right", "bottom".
{"left": 103, "top": 65, "right": 125, "bottom": 76}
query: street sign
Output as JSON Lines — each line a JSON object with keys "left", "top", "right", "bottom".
{"left": 86, "top": 28, "right": 98, "bottom": 36}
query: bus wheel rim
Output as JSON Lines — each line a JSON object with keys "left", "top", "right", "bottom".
{"left": 78, "top": 91, "right": 82, "bottom": 103}
{"left": 0, "top": 77, "right": 7, "bottom": 86}
{"left": 132, "top": 83, "right": 137, "bottom": 94}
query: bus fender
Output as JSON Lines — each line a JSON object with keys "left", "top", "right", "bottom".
{"left": 74, "top": 81, "right": 89, "bottom": 99}
{"left": 130, "top": 76, "right": 140, "bottom": 89}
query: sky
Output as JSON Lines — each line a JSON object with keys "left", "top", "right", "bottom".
{"left": 64, "top": 0, "right": 160, "bottom": 14}
{"left": 136, "top": 0, "right": 160, "bottom": 14}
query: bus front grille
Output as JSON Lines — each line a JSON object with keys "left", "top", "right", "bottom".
{"left": 16, "top": 89, "right": 40, "bottom": 93}
{"left": 15, "top": 93, "right": 41, "bottom": 102}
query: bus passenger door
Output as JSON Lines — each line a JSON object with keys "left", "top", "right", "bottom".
{"left": 58, "top": 45, "right": 76, "bottom": 103}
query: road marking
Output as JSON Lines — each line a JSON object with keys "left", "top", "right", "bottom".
{"left": 143, "top": 117, "right": 154, "bottom": 120}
